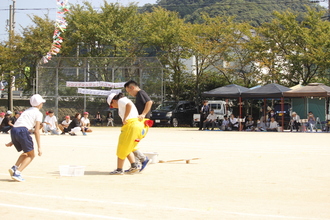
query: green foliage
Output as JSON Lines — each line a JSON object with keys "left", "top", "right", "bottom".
{"left": 142, "top": 7, "right": 192, "bottom": 101}
{"left": 154, "top": 0, "right": 323, "bottom": 26}
{"left": 254, "top": 8, "right": 330, "bottom": 86}
{"left": 62, "top": 2, "right": 145, "bottom": 57}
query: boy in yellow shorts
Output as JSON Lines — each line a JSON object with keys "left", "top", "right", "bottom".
{"left": 107, "top": 93, "right": 151, "bottom": 175}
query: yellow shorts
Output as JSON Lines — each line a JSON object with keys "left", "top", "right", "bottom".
{"left": 116, "top": 118, "right": 149, "bottom": 160}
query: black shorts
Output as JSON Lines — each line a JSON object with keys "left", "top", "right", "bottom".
{"left": 11, "top": 127, "right": 34, "bottom": 153}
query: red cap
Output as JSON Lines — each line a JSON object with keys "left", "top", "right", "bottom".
{"left": 83, "top": 112, "right": 89, "bottom": 115}
{"left": 65, "top": 115, "right": 70, "bottom": 119}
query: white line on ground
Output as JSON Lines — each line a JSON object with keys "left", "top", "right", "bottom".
{"left": 0, "top": 190, "right": 207, "bottom": 213}
{"left": 0, "top": 203, "right": 133, "bottom": 220}
{"left": 222, "top": 211, "right": 329, "bottom": 220}
{"left": 0, "top": 190, "right": 327, "bottom": 220}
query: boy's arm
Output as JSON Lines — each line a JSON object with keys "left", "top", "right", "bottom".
{"left": 123, "top": 102, "right": 133, "bottom": 124}
{"left": 34, "top": 122, "right": 42, "bottom": 156}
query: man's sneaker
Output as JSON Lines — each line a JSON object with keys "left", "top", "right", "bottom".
{"left": 12, "top": 173, "right": 25, "bottom": 182}
{"left": 109, "top": 169, "right": 124, "bottom": 175}
{"left": 69, "top": 133, "right": 76, "bottom": 136}
{"left": 140, "top": 157, "right": 151, "bottom": 172}
{"left": 8, "top": 166, "right": 16, "bottom": 177}
{"left": 82, "top": 132, "right": 87, "bottom": 136}
{"left": 125, "top": 167, "right": 139, "bottom": 174}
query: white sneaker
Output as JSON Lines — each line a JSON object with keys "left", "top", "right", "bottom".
{"left": 109, "top": 169, "right": 124, "bottom": 175}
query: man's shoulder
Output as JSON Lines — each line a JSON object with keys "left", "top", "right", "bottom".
{"left": 137, "top": 90, "right": 151, "bottom": 99}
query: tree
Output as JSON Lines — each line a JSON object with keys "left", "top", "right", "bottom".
{"left": 19, "top": 15, "right": 54, "bottom": 91}
{"left": 62, "top": 2, "right": 144, "bottom": 58}
{"left": 142, "top": 7, "right": 192, "bottom": 101}
{"left": 184, "top": 15, "right": 256, "bottom": 99}
{"left": 154, "top": 0, "right": 322, "bottom": 26}
{"left": 0, "top": 35, "right": 24, "bottom": 109}
{"left": 255, "top": 8, "right": 330, "bottom": 86}
{"left": 207, "top": 21, "right": 259, "bottom": 87}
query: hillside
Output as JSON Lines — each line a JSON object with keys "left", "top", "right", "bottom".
{"left": 142, "top": 0, "right": 324, "bottom": 26}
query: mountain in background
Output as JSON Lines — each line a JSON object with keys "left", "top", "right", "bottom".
{"left": 141, "top": 0, "right": 325, "bottom": 26}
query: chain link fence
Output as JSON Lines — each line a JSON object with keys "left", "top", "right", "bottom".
{"left": 37, "top": 57, "right": 163, "bottom": 124}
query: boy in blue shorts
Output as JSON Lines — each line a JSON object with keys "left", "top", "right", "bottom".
{"left": 8, "top": 94, "right": 45, "bottom": 182}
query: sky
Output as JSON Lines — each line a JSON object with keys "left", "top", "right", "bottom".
{"left": 0, "top": 0, "right": 328, "bottom": 42}
{"left": 0, "top": 0, "right": 157, "bottom": 41}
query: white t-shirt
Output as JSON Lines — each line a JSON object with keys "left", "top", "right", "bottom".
{"left": 206, "top": 113, "right": 217, "bottom": 121}
{"left": 269, "top": 121, "right": 278, "bottom": 129}
{"left": 222, "top": 119, "right": 229, "bottom": 126}
{"left": 230, "top": 117, "right": 238, "bottom": 127}
{"left": 118, "top": 97, "right": 138, "bottom": 120}
{"left": 13, "top": 107, "right": 43, "bottom": 130}
{"left": 292, "top": 115, "right": 300, "bottom": 122}
{"left": 62, "top": 119, "right": 72, "bottom": 126}
{"left": 44, "top": 115, "right": 58, "bottom": 129}
{"left": 80, "top": 117, "right": 90, "bottom": 126}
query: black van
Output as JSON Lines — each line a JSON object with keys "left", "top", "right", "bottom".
{"left": 150, "top": 101, "right": 198, "bottom": 127}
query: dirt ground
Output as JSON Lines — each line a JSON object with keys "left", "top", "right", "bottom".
{"left": 0, "top": 127, "right": 329, "bottom": 220}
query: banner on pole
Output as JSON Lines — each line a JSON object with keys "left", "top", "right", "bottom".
{"left": 66, "top": 81, "right": 126, "bottom": 88}
{"left": 77, "top": 88, "right": 121, "bottom": 96}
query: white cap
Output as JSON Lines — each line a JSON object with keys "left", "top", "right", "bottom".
{"left": 30, "top": 94, "right": 46, "bottom": 106}
{"left": 6, "top": 110, "right": 12, "bottom": 115}
{"left": 107, "top": 93, "right": 116, "bottom": 106}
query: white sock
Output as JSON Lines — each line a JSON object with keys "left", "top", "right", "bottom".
{"left": 14, "top": 170, "right": 21, "bottom": 175}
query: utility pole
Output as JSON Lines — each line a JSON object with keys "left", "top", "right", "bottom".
{"left": 8, "top": 0, "right": 15, "bottom": 111}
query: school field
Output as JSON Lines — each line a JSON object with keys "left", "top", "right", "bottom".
{"left": 0, "top": 127, "right": 329, "bottom": 220}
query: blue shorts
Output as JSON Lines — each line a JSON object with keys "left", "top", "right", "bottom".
{"left": 11, "top": 127, "right": 34, "bottom": 153}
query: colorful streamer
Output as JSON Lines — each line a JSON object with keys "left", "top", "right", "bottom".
{"left": 43, "top": 0, "right": 70, "bottom": 63}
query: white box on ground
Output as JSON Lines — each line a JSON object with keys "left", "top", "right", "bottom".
{"left": 143, "top": 152, "right": 159, "bottom": 164}
{"left": 59, "top": 165, "right": 86, "bottom": 176}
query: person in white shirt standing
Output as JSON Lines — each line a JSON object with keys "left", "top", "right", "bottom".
{"left": 43, "top": 110, "right": 60, "bottom": 135}
{"left": 81, "top": 112, "right": 93, "bottom": 133}
{"left": 7, "top": 94, "right": 45, "bottom": 182}
{"left": 107, "top": 93, "right": 153, "bottom": 175}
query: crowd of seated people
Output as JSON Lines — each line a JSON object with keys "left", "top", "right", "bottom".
{"left": 201, "top": 111, "right": 281, "bottom": 131}
{"left": 202, "top": 109, "right": 328, "bottom": 132}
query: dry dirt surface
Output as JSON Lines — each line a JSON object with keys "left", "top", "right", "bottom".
{"left": 0, "top": 127, "right": 330, "bottom": 220}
